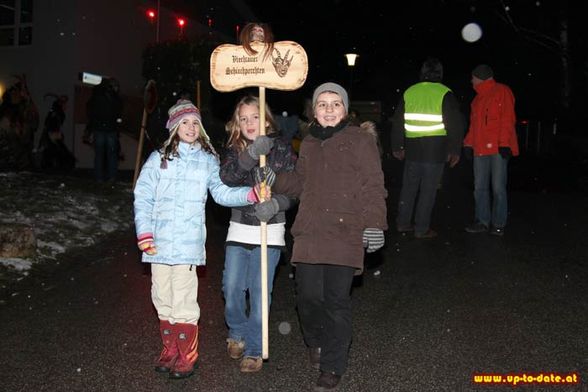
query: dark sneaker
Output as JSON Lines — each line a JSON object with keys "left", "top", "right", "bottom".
{"left": 465, "top": 222, "right": 488, "bottom": 233}
{"left": 308, "top": 347, "right": 321, "bottom": 370}
{"left": 489, "top": 226, "right": 504, "bottom": 236}
{"left": 396, "top": 225, "right": 414, "bottom": 233}
{"left": 414, "top": 229, "right": 437, "bottom": 239}
{"left": 313, "top": 371, "right": 341, "bottom": 392}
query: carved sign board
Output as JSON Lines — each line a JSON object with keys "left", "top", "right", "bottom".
{"left": 210, "top": 41, "right": 308, "bottom": 92}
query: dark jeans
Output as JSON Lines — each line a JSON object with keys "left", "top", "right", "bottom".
{"left": 94, "top": 131, "right": 118, "bottom": 181}
{"left": 396, "top": 160, "right": 445, "bottom": 235}
{"left": 295, "top": 263, "right": 356, "bottom": 376}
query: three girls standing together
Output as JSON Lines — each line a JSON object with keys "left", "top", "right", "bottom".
{"left": 133, "top": 81, "right": 387, "bottom": 391}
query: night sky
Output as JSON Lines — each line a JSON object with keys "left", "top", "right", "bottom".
{"left": 246, "top": 1, "right": 586, "bottom": 120}
{"left": 183, "top": 1, "right": 586, "bottom": 125}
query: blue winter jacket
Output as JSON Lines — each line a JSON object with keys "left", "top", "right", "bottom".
{"left": 134, "top": 142, "right": 251, "bottom": 265}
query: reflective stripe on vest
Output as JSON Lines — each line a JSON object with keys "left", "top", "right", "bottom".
{"left": 403, "top": 82, "right": 450, "bottom": 138}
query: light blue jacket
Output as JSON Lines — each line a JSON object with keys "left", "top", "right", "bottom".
{"left": 134, "top": 142, "right": 251, "bottom": 265}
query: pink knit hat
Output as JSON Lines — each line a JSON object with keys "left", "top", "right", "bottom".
{"left": 165, "top": 99, "right": 202, "bottom": 131}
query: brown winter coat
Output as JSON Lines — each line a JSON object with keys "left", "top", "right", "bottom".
{"left": 273, "top": 122, "right": 388, "bottom": 273}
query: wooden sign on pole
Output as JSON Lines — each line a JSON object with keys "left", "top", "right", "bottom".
{"left": 210, "top": 39, "right": 307, "bottom": 360}
{"left": 210, "top": 41, "right": 308, "bottom": 92}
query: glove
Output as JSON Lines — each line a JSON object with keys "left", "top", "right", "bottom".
{"left": 137, "top": 233, "right": 157, "bottom": 255}
{"left": 463, "top": 146, "right": 473, "bottom": 161}
{"left": 247, "top": 136, "right": 274, "bottom": 159}
{"left": 253, "top": 165, "right": 276, "bottom": 188}
{"left": 254, "top": 198, "right": 280, "bottom": 222}
{"left": 499, "top": 147, "right": 512, "bottom": 159}
{"left": 362, "top": 228, "right": 385, "bottom": 253}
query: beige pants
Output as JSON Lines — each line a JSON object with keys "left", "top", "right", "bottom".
{"left": 151, "top": 263, "right": 200, "bottom": 325}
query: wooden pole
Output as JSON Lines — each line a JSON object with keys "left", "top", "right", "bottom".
{"left": 196, "top": 80, "right": 201, "bottom": 109}
{"left": 132, "top": 109, "right": 148, "bottom": 189}
{"left": 259, "top": 86, "right": 269, "bottom": 359}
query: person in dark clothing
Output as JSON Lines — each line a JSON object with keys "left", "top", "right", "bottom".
{"left": 86, "top": 78, "right": 123, "bottom": 182}
{"left": 254, "top": 82, "right": 387, "bottom": 392}
{"left": 390, "top": 57, "right": 465, "bottom": 239}
{"left": 37, "top": 95, "right": 75, "bottom": 170}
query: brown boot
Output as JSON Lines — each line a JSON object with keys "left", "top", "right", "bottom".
{"left": 169, "top": 323, "right": 198, "bottom": 379}
{"left": 313, "top": 371, "right": 342, "bottom": 391}
{"left": 155, "top": 320, "right": 178, "bottom": 373}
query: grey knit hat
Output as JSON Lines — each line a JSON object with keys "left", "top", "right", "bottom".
{"left": 312, "top": 82, "right": 349, "bottom": 112}
{"left": 472, "top": 64, "right": 494, "bottom": 80}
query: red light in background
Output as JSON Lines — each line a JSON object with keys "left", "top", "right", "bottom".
{"left": 146, "top": 9, "right": 156, "bottom": 20}
{"left": 177, "top": 18, "right": 186, "bottom": 27}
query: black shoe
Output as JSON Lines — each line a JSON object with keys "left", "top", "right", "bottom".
{"left": 308, "top": 347, "right": 321, "bottom": 370}
{"left": 414, "top": 229, "right": 437, "bottom": 239}
{"left": 465, "top": 222, "right": 488, "bottom": 233}
{"left": 489, "top": 226, "right": 505, "bottom": 236}
{"left": 396, "top": 224, "right": 414, "bottom": 233}
{"left": 313, "top": 371, "right": 341, "bottom": 392}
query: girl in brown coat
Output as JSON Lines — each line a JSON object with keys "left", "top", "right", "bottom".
{"left": 255, "top": 82, "right": 388, "bottom": 391}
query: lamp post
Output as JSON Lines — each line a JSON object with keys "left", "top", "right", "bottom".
{"left": 345, "top": 53, "right": 358, "bottom": 101}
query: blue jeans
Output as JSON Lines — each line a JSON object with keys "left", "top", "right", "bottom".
{"left": 222, "top": 245, "right": 281, "bottom": 357}
{"left": 94, "top": 131, "right": 118, "bottom": 181}
{"left": 473, "top": 154, "right": 509, "bottom": 228}
{"left": 396, "top": 160, "right": 445, "bottom": 235}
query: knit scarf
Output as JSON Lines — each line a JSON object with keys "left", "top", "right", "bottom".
{"left": 309, "top": 120, "right": 349, "bottom": 140}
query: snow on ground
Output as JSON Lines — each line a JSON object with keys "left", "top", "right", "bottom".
{"left": 0, "top": 171, "right": 134, "bottom": 275}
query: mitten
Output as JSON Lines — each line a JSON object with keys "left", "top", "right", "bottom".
{"left": 254, "top": 198, "right": 280, "bottom": 222}
{"left": 362, "top": 228, "right": 385, "bottom": 253}
{"left": 498, "top": 147, "right": 512, "bottom": 159}
{"left": 247, "top": 187, "right": 261, "bottom": 203}
{"left": 137, "top": 233, "right": 157, "bottom": 255}
{"left": 253, "top": 165, "right": 276, "bottom": 187}
{"left": 463, "top": 146, "right": 473, "bottom": 161}
{"left": 247, "top": 136, "right": 274, "bottom": 159}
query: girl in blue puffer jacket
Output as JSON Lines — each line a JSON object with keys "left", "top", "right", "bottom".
{"left": 133, "top": 99, "right": 259, "bottom": 379}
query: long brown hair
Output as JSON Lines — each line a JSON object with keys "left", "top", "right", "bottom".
{"left": 225, "top": 95, "right": 277, "bottom": 152}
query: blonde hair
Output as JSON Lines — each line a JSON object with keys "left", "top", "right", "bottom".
{"left": 224, "top": 95, "right": 278, "bottom": 152}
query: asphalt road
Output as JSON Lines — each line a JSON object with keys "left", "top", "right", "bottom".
{"left": 1, "top": 158, "right": 587, "bottom": 392}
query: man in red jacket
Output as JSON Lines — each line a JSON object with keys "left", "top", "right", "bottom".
{"left": 463, "top": 64, "right": 519, "bottom": 236}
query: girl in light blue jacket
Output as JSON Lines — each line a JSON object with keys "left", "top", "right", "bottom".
{"left": 133, "top": 99, "right": 259, "bottom": 379}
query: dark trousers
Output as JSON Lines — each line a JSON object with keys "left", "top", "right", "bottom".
{"left": 396, "top": 160, "right": 445, "bottom": 235}
{"left": 94, "top": 131, "right": 119, "bottom": 181}
{"left": 295, "top": 263, "right": 356, "bottom": 376}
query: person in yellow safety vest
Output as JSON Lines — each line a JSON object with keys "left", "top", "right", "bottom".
{"left": 390, "top": 57, "right": 465, "bottom": 239}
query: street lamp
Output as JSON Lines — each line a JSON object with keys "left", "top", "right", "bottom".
{"left": 345, "top": 53, "right": 358, "bottom": 101}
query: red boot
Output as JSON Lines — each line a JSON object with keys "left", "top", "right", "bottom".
{"left": 169, "top": 323, "right": 198, "bottom": 379}
{"left": 155, "top": 320, "right": 178, "bottom": 373}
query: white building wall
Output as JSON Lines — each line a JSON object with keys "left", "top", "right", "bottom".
{"left": 1, "top": 0, "right": 154, "bottom": 169}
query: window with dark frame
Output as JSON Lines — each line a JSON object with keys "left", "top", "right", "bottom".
{"left": 0, "top": 0, "right": 33, "bottom": 47}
